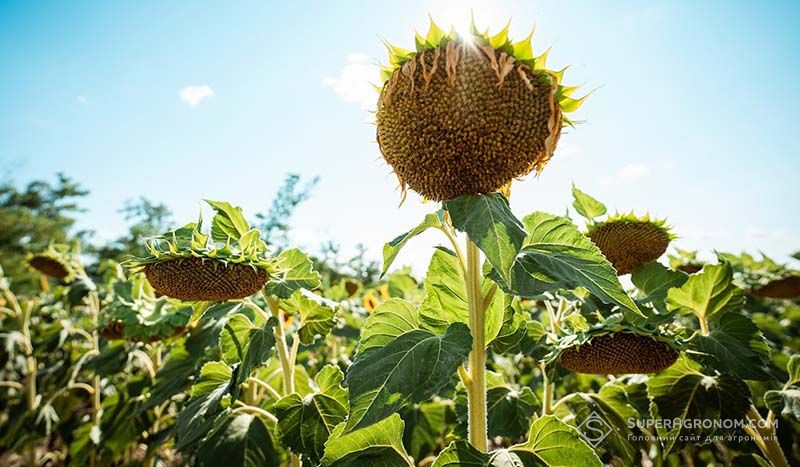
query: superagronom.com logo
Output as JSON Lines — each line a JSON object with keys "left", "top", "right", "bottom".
{"left": 576, "top": 411, "right": 613, "bottom": 447}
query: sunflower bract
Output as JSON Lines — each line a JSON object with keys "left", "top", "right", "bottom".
{"left": 558, "top": 332, "right": 678, "bottom": 375}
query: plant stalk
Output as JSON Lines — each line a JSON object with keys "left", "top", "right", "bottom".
{"left": 265, "top": 295, "right": 295, "bottom": 395}
{"left": 744, "top": 405, "right": 788, "bottom": 467}
{"left": 465, "top": 239, "right": 487, "bottom": 452}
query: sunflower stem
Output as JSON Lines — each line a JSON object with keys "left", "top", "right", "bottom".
{"left": 465, "top": 239, "right": 488, "bottom": 452}
{"left": 265, "top": 295, "right": 295, "bottom": 395}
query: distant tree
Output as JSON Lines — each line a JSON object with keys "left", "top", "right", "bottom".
{"left": 255, "top": 174, "right": 319, "bottom": 251}
{"left": 92, "top": 197, "right": 173, "bottom": 263}
{"left": 313, "top": 241, "right": 380, "bottom": 287}
{"left": 0, "top": 173, "right": 88, "bottom": 292}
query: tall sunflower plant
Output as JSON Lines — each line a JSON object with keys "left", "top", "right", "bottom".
{"left": 320, "top": 17, "right": 795, "bottom": 467}
{"left": 126, "top": 199, "right": 343, "bottom": 467}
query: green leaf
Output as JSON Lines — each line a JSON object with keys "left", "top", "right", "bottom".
{"left": 320, "top": 414, "right": 412, "bottom": 467}
{"left": 571, "top": 185, "right": 607, "bottom": 221}
{"left": 498, "top": 212, "right": 642, "bottom": 315}
{"left": 382, "top": 212, "right": 443, "bottom": 277}
{"left": 191, "top": 361, "right": 233, "bottom": 398}
{"left": 509, "top": 415, "right": 602, "bottom": 466}
{"left": 486, "top": 385, "right": 540, "bottom": 439}
{"left": 358, "top": 299, "right": 421, "bottom": 353}
{"left": 688, "top": 312, "right": 771, "bottom": 380}
{"left": 274, "top": 365, "right": 349, "bottom": 464}
{"left": 666, "top": 262, "right": 745, "bottom": 322}
{"left": 647, "top": 355, "right": 751, "bottom": 455}
{"left": 764, "top": 354, "right": 800, "bottom": 421}
{"left": 345, "top": 323, "right": 471, "bottom": 432}
{"left": 419, "top": 248, "right": 506, "bottom": 344}
{"left": 205, "top": 200, "right": 251, "bottom": 241}
{"left": 566, "top": 383, "right": 641, "bottom": 466}
{"left": 285, "top": 290, "right": 337, "bottom": 345}
{"left": 444, "top": 194, "right": 526, "bottom": 281}
{"left": 435, "top": 417, "right": 602, "bottom": 466}
{"left": 402, "top": 401, "right": 449, "bottom": 460}
{"left": 787, "top": 354, "right": 800, "bottom": 384}
{"left": 431, "top": 441, "right": 494, "bottom": 467}
{"left": 219, "top": 313, "right": 256, "bottom": 365}
{"left": 764, "top": 388, "right": 800, "bottom": 421}
{"left": 491, "top": 302, "right": 528, "bottom": 354}
{"left": 196, "top": 414, "right": 280, "bottom": 467}
{"left": 265, "top": 248, "right": 321, "bottom": 298}
{"left": 235, "top": 318, "right": 277, "bottom": 388}
{"left": 631, "top": 262, "right": 688, "bottom": 311}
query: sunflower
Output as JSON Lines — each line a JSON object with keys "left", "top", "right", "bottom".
{"left": 98, "top": 273, "right": 193, "bottom": 342}
{"left": 130, "top": 200, "right": 274, "bottom": 302}
{"left": 751, "top": 275, "right": 800, "bottom": 300}
{"left": 25, "top": 243, "right": 79, "bottom": 282}
{"left": 587, "top": 213, "right": 674, "bottom": 275}
{"left": 558, "top": 331, "right": 678, "bottom": 375}
{"left": 376, "top": 18, "right": 587, "bottom": 201}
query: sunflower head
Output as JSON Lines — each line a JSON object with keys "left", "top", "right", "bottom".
{"left": 558, "top": 331, "right": 679, "bottom": 375}
{"left": 362, "top": 290, "right": 380, "bottom": 312}
{"left": 376, "top": 17, "right": 587, "bottom": 202}
{"left": 129, "top": 200, "right": 274, "bottom": 302}
{"left": 98, "top": 273, "right": 193, "bottom": 342}
{"left": 751, "top": 275, "right": 800, "bottom": 300}
{"left": 25, "top": 243, "right": 80, "bottom": 282}
{"left": 669, "top": 248, "right": 704, "bottom": 274}
{"left": 586, "top": 213, "right": 674, "bottom": 275}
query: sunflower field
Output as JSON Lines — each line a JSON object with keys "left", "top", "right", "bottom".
{"left": 2, "top": 16, "right": 799, "bottom": 467}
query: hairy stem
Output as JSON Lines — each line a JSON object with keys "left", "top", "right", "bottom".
{"left": 465, "top": 239, "right": 487, "bottom": 452}
{"left": 540, "top": 363, "right": 554, "bottom": 416}
{"left": 744, "top": 405, "right": 788, "bottom": 467}
{"left": 265, "top": 295, "right": 295, "bottom": 395}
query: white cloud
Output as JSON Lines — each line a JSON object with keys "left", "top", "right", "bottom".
{"left": 618, "top": 163, "right": 650, "bottom": 180}
{"left": 76, "top": 95, "right": 87, "bottom": 104}
{"left": 322, "top": 53, "right": 379, "bottom": 110}
{"left": 179, "top": 85, "right": 214, "bottom": 107}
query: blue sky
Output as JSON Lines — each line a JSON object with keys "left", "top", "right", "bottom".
{"left": 2, "top": 0, "right": 799, "bottom": 273}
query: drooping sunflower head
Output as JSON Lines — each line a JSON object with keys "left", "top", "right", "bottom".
{"left": 98, "top": 273, "right": 193, "bottom": 342}
{"left": 558, "top": 331, "right": 679, "bottom": 375}
{"left": 26, "top": 243, "right": 79, "bottom": 283}
{"left": 129, "top": 200, "right": 275, "bottom": 302}
{"left": 587, "top": 213, "right": 675, "bottom": 275}
{"left": 751, "top": 275, "right": 800, "bottom": 300}
{"left": 376, "top": 17, "right": 587, "bottom": 202}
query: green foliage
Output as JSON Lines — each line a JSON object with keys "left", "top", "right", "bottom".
{"left": 571, "top": 184, "right": 607, "bottom": 221}
{"left": 433, "top": 416, "right": 601, "bottom": 466}
{"left": 0, "top": 173, "right": 87, "bottom": 292}
{"left": 667, "top": 262, "right": 745, "bottom": 322}
{"left": 275, "top": 365, "right": 349, "bottom": 464}
{"left": 687, "top": 312, "right": 771, "bottom": 380}
{"left": 647, "top": 356, "right": 751, "bottom": 454}
{"left": 197, "top": 414, "right": 280, "bottom": 467}
{"left": 495, "top": 212, "right": 641, "bottom": 315}
{"left": 265, "top": 248, "right": 321, "bottom": 298}
{"left": 444, "top": 194, "right": 526, "bottom": 281}
{"left": 345, "top": 323, "right": 471, "bottom": 432}
{"left": 419, "top": 249, "right": 506, "bottom": 345}
{"left": 320, "top": 414, "right": 412, "bottom": 466}
{"left": 382, "top": 212, "right": 443, "bottom": 276}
